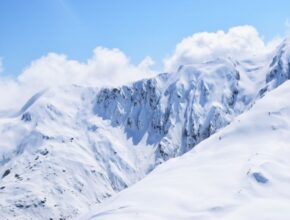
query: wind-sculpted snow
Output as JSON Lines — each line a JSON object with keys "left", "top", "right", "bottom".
{"left": 0, "top": 86, "right": 155, "bottom": 219}
{"left": 82, "top": 77, "right": 290, "bottom": 220}
{"left": 263, "top": 38, "right": 290, "bottom": 93}
{"left": 94, "top": 39, "right": 290, "bottom": 163}
{"left": 93, "top": 54, "right": 285, "bottom": 162}
{"left": 0, "top": 39, "right": 290, "bottom": 219}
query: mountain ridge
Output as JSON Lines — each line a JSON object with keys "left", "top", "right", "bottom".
{"left": 82, "top": 79, "right": 290, "bottom": 220}
{"left": 0, "top": 38, "right": 290, "bottom": 219}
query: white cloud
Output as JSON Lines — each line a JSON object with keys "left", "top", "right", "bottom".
{"left": 0, "top": 78, "right": 22, "bottom": 110}
{"left": 18, "top": 47, "right": 155, "bottom": 88}
{"left": 164, "top": 25, "right": 281, "bottom": 72}
{"left": 138, "top": 56, "right": 155, "bottom": 71}
{"left": 0, "top": 25, "right": 284, "bottom": 111}
{"left": 0, "top": 47, "right": 156, "bottom": 111}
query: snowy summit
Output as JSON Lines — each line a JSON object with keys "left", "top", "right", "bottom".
{"left": 1, "top": 2, "right": 290, "bottom": 219}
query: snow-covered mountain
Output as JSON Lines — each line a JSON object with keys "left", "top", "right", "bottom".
{"left": 0, "top": 86, "right": 156, "bottom": 219}
{"left": 94, "top": 38, "right": 290, "bottom": 161}
{"left": 0, "top": 38, "right": 290, "bottom": 219}
{"left": 82, "top": 77, "right": 290, "bottom": 220}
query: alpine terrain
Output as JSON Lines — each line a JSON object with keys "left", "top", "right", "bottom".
{"left": 0, "top": 38, "right": 290, "bottom": 220}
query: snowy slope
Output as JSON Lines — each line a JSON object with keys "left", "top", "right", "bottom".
{"left": 94, "top": 38, "right": 290, "bottom": 162}
{"left": 0, "top": 86, "right": 155, "bottom": 219}
{"left": 82, "top": 78, "right": 290, "bottom": 220}
{"left": 0, "top": 39, "right": 289, "bottom": 219}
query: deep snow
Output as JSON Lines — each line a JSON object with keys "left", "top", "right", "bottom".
{"left": 0, "top": 38, "right": 290, "bottom": 219}
{"left": 82, "top": 78, "right": 290, "bottom": 220}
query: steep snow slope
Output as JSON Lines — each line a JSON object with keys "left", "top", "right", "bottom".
{"left": 82, "top": 79, "right": 290, "bottom": 220}
{"left": 0, "top": 86, "right": 155, "bottom": 219}
{"left": 0, "top": 39, "right": 289, "bottom": 219}
{"left": 94, "top": 39, "right": 290, "bottom": 162}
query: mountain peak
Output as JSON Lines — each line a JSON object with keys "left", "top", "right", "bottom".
{"left": 1, "top": 38, "right": 290, "bottom": 219}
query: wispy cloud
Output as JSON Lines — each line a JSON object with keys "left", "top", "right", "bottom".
{"left": 56, "top": 0, "right": 81, "bottom": 25}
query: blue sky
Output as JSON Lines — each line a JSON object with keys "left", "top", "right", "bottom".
{"left": 0, "top": 0, "right": 289, "bottom": 76}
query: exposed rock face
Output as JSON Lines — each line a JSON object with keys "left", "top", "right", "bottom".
{"left": 93, "top": 58, "right": 274, "bottom": 162}
{"left": 94, "top": 40, "right": 290, "bottom": 164}
{"left": 0, "top": 39, "right": 290, "bottom": 219}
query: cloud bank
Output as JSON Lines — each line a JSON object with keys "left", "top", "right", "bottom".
{"left": 19, "top": 47, "right": 156, "bottom": 88}
{"left": 0, "top": 48, "right": 156, "bottom": 110}
{"left": 0, "top": 25, "right": 283, "bottom": 111}
{"left": 164, "top": 25, "right": 280, "bottom": 72}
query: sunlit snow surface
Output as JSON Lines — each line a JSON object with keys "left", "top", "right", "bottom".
{"left": 0, "top": 86, "right": 155, "bottom": 219}
{"left": 0, "top": 39, "right": 289, "bottom": 219}
{"left": 82, "top": 80, "right": 290, "bottom": 220}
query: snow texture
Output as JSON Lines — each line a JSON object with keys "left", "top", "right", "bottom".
{"left": 82, "top": 76, "right": 290, "bottom": 220}
{"left": 0, "top": 38, "right": 290, "bottom": 219}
